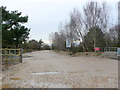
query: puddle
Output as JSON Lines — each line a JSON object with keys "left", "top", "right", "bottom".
{"left": 23, "top": 55, "right": 32, "bottom": 58}
{"left": 10, "top": 77, "right": 21, "bottom": 80}
{"left": 31, "top": 72, "right": 60, "bottom": 75}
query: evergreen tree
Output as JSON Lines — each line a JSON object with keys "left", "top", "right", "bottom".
{"left": 83, "top": 26, "right": 106, "bottom": 51}
{"left": 1, "top": 6, "right": 30, "bottom": 48}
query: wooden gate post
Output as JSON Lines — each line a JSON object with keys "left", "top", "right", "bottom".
{"left": 20, "top": 48, "right": 22, "bottom": 63}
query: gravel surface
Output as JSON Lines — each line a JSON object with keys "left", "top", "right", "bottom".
{"left": 2, "top": 50, "right": 118, "bottom": 88}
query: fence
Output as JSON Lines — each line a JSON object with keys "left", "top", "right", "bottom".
{"left": 103, "top": 47, "right": 118, "bottom": 59}
{"left": 0, "top": 48, "right": 22, "bottom": 64}
{"left": 104, "top": 47, "right": 118, "bottom": 52}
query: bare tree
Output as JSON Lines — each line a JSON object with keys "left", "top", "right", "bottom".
{"left": 50, "top": 2, "right": 111, "bottom": 52}
{"left": 82, "top": 2, "right": 109, "bottom": 48}
{"left": 69, "top": 8, "right": 88, "bottom": 51}
{"left": 49, "top": 24, "right": 66, "bottom": 50}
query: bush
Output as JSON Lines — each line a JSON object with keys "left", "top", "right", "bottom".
{"left": 42, "top": 45, "right": 50, "bottom": 50}
{"left": 69, "top": 46, "right": 83, "bottom": 53}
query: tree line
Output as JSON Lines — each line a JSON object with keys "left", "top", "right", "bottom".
{"left": 23, "top": 39, "right": 50, "bottom": 51}
{"left": 50, "top": 2, "right": 119, "bottom": 52}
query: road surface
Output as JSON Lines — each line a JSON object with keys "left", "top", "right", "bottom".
{"left": 2, "top": 50, "right": 118, "bottom": 88}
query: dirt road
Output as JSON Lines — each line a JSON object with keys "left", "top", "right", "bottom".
{"left": 2, "top": 50, "right": 118, "bottom": 88}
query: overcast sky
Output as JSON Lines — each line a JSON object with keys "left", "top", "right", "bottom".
{"left": 1, "top": 0, "right": 118, "bottom": 44}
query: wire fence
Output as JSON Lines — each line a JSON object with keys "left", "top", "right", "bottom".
{"left": 103, "top": 47, "right": 119, "bottom": 59}
{"left": 104, "top": 47, "right": 118, "bottom": 52}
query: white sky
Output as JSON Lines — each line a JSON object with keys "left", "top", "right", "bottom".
{"left": 1, "top": 0, "right": 118, "bottom": 44}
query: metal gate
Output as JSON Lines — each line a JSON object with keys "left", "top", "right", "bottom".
{"left": 103, "top": 47, "right": 118, "bottom": 59}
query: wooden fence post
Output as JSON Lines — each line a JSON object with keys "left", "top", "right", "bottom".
{"left": 20, "top": 48, "right": 22, "bottom": 63}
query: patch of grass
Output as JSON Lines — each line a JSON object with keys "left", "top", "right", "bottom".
{"left": 73, "top": 52, "right": 102, "bottom": 57}
{"left": 92, "top": 52, "right": 102, "bottom": 56}
{"left": 10, "top": 77, "right": 21, "bottom": 80}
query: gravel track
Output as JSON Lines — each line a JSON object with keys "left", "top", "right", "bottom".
{"left": 2, "top": 50, "right": 118, "bottom": 88}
